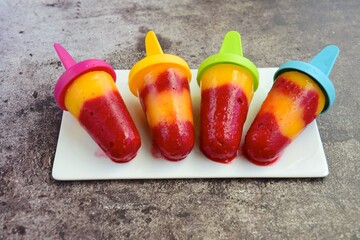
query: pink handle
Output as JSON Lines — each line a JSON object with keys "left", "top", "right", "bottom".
{"left": 54, "top": 43, "right": 76, "bottom": 70}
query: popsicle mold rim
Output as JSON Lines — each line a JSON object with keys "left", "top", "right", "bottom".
{"left": 54, "top": 59, "right": 116, "bottom": 111}
{"left": 197, "top": 56, "right": 259, "bottom": 89}
{"left": 128, "top": 31, "right": 191, "bottom": 97}
{"left": 53, "top": 44, "right": 116, "bottom": 111}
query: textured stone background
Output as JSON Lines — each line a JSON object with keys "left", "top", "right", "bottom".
{"left": 1, "top": 0, "right": 359, "bottom": 239}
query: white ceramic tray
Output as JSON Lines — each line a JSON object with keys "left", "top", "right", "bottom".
{"left": 52, "top": 68, "right": 328, "bottom": 180}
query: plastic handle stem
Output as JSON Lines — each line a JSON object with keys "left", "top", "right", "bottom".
{"left": 145, "top": 31, "right": 164, "bottom": 56}
{"left": 54, "top": 43, "right": 76, "bottom": 70}
{"left": 309, "top": 45, "right": 339, "bottom": 77}
{"left": 219, "top": 31, "right": 243, "bottom": 56}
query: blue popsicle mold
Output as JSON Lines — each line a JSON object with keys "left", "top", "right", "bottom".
{"left": 274, "top": 45, "right": 339, "bottom": 113}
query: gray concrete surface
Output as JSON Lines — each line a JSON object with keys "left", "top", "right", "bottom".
{"left": 1, "top": 0, "right": 359, "bottom": 239}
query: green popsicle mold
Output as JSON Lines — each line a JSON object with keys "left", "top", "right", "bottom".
{"left": 197, "top": 31, "right": 259, "bottom": 90}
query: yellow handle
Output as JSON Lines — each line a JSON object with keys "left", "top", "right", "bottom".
{"left": 145, "top": 31, "right": 164, "bottom": 56}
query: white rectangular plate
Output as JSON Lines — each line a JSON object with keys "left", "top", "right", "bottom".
{"left": 52, "top": 68, "right": 328, "bottom": 180}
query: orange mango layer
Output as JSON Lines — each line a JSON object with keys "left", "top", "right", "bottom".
{"left": 200, "top": 64, "right": 254, "bottom": 103}
{"left": 144, "top": 89, "right": 193, "bottom": 128}
{"left": 65, "top": 71, "right": 117, "bottom": 118}
{"left": 263, "top": 71, "right": 325, "bottom": 139}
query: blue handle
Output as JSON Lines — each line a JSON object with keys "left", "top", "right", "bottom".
{"left": 309, "top": 45, "right": 339, "bottom": 77}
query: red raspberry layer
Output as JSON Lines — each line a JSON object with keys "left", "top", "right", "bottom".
{"left": 244, "top": 112, "right": 290, "bottom": 165}
{"left": 79, "top": 90, "right": 141, "bottom": 163}
{"left": 200, "top": 84, "right": 249, "bottom": 163}
{"left": 151, "top": 120, "right": 194, "bottom": 161}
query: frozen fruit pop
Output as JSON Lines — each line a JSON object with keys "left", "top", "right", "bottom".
{"left": 53, "top": 44, "right": 141, "bottom": 163}
{"left": 128, "top": 31, "right": 194, "bottom": 161}
{"left": 244, "top": 45, "right": 339, "bottom": 165}
{"left": 197, "top": 31, "right": 259, "bottom": 163}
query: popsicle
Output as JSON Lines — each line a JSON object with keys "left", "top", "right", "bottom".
{"left": 244, "top": 45, "right": 339, "bottom": 165}
{"left": 197, "top": 31, "right": 259, "bottom": 163}
{"left": 53, "top": 44, "right": 141, "bottom": 163}
{"left": 128, "top": 31, "right": 194, "bottom": 161}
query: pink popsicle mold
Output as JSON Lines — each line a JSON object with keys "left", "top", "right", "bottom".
{"left": 53, "top": 43, "right": 116, "bottom": 110}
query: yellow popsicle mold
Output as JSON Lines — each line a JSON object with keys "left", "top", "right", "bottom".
{"left": 129, "top": 31, "right": 191, "bottom": 97}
